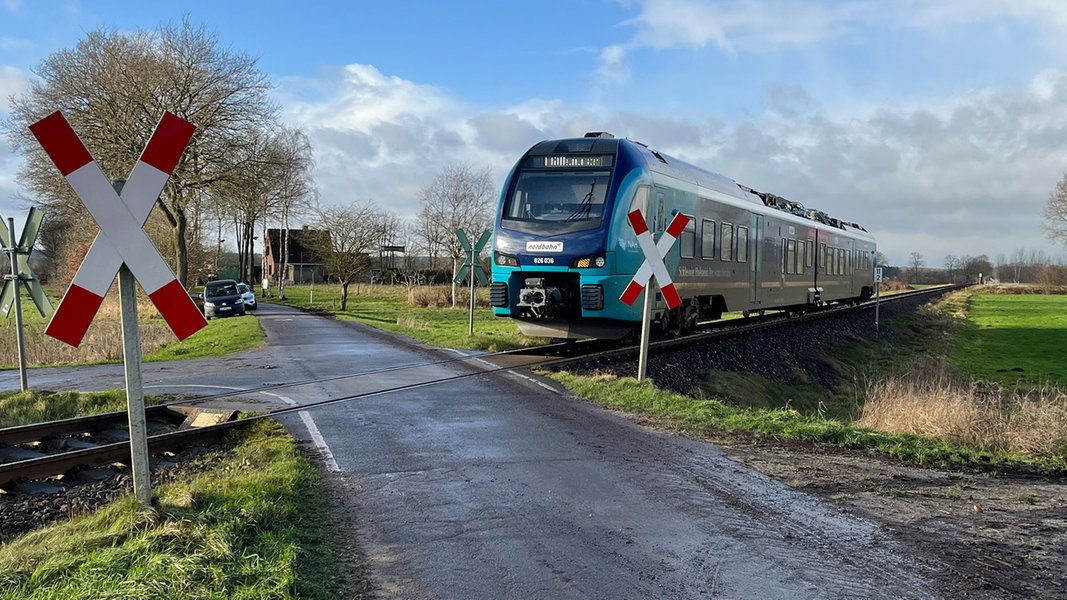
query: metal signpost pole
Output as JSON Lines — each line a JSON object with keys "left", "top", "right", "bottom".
{"left": 111, "top": 179, "right": 151, "bottom": 506}
{"left": 468, "top": 244, "right": 475, "bottom": 336}
{"left": 119, "top": 263, "right": 152, "bottom": 506}
{"left": 637, "top": 285, "right": 653, "bottom": 382}
{"left": 7, "top": 218, "right": 28, "bottom": 391}
{"left": 874, "top": 266, "right": 882, "bottom": 331}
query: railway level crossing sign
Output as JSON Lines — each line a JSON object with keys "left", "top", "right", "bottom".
{"left": 620, "top": 209, "right": 689, "bottom": 382}
{"left": 454, "top": 228, "right": 491, "bottom": 286}
{"left": 29, "top": 110, "right": 205, "bottom": 507}
{"left": 29, "top": 111, "right": 207, "bottom": 346}
{"left": 0, "top": 208, "right": 52, "bottom": 318}
{"left": 455, "top": 228, "right": 490, "bottom": 336}
{"left": 1, "top": 208, "right": 52, "bottom": 391}
{"left": 620, "top": 209, "right": 689, "bottom": 310}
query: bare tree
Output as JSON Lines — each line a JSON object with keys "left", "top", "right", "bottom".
{"left": 3, "top": 19, "right": 276, "bottom": 286}
{"left": 417, "top": 164, "right": 496, "bottom": 306}
{"left": 908, "top": 252, "right": 924, "bottom": 283}
{"left": 1044, "top": 173, "right": 1067, "bottom": 248}
{"left": 310, "top": 201, "right": 386, "bottom": 311}
{"left": 211, "top": 125, "right": 315, "bottom": 285}
{"left": 944, "top": 254, "right": 959, "bottom": 283}
{"left": 271, "top": 128, "right": 317, "bottom": 300}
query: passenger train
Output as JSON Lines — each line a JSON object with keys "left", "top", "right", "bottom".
{"left": 489, "top": 133, "right": 876, "bottom": 339}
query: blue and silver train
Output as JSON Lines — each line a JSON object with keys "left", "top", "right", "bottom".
{"left": 489, "top": 132, "right": 877, "bottom": 339}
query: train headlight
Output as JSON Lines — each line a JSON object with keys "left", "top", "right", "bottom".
{"left": 572, "top": 255, "right": 606, "bottom": 268}
{"left": 495, "top": 252, "right": 519, "bottom": 267}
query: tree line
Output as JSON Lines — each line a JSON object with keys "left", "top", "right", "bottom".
{"left": 893, "top": 250, "right": 1067, "bottom": 287}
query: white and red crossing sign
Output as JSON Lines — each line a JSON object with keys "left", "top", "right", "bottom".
{"left": 30, "top": 111, "right": 207, "bottom": 347}
{"left": 619, "top": 209, "right": 689, "bottom": 310}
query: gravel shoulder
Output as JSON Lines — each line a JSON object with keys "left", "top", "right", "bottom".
{"left": 713, "top": 434, "right": 1067, "bottom": 599}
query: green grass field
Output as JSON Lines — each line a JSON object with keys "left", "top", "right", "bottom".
{"left": 952, "top": 294, "right": 1067, "bottom": 387}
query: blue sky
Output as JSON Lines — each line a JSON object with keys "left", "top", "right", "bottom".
{"left": 3, "top": 0, "right": 1067, "bottom": 268}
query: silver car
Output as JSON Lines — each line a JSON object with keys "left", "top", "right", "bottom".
{"left": 237, "top": 282, "right": 257, "bottom": 311}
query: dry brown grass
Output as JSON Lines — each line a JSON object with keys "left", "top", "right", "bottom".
{"left": 860, "top": 360, "right": 1067, "bottom": 456}
{"left": 879, "top": 278, "right": 912, "bottom": 292}
{"left": 405, "top": 285, "right": 488, "bottom": 308}
{"left": 407, "top": 286, "right": 453, "bottom": 308}
{"left": 973, "top": 283, "right": 1067, "bottom": 295}
{"left": 0, "top": 292, "right": 176, "bottom": 367}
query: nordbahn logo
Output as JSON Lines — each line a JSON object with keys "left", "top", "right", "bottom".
{"left": 526, "top": 241, "right": 564, "bottom": 253}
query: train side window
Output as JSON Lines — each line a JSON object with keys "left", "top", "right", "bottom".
{"left": 806, "top": 240, "right": 814, "bottom": 268}
{"left": 701, "top": 219, "right": 716, "bottom": 259}
{"left": 679, "top": 215, "right": 696, "bottom": 259}
{"left": 721, "top": 223, "right": 734, "bottom": 262}
{"left": 819, "top": 243, "right": 827, "bottom": 269}
{"left": 786, "top": 239, "right": 797, "bottom": 274}
{"left": 797, "top": 239, "right": 805, "bottom": 274}
{"left": 839, "top": 249, "right": 846, "bottom": 275}
{"left": 629, "top": 185, "right": 651, "bottom": 221}
{"left": 736, "top": 226, "right": 748, "bottom": 262}
{"left": 780, "top": 238, "right": 787, "bottom": 272}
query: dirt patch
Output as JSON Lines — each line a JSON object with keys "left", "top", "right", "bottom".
{"left": 717, "top": 438, "right": 1067, "bottom": 599}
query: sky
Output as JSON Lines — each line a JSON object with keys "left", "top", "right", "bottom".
{"left": 2, "top": 0, "right": 1067, "bottom": 268}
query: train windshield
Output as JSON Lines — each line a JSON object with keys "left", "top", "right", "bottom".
{"left": 501, "top": 170, "right": 611, "bottom": 233}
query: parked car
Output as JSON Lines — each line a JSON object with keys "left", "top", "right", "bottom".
{"left": 237, "top": 282, "right": 257, "bottom": 311}
{"left": 189, "top": 291, "right": 205, "bottom": 314}
{"left": 202, "top": 279, "right": 246, "bottom": 319}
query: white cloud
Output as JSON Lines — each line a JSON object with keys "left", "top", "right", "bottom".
{"left": 598, "top": 0, "right": 1067, "bottom": 88}
{"left": 279, "top": 65, "right": 550, "bottom": 219}
{"left": 596, "top": 45, "right": 631, "bottom": 85}
{"left": 624, "top": 0, "right": 848, "bottom": 53}
{"left": 0, "top": 65, "right": 28, "bottom": 113}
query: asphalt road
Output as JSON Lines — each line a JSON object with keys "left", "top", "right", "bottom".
{"left": 2, "top": 302, "right": 942, "bottom": 599}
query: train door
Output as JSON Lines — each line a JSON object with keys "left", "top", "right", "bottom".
{"left": 750, "top": 213, "right": 762, "bottom": 305}
{"left": 847, "top": 239, "right": 857, "bottom": 296}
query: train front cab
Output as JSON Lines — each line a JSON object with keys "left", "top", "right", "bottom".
{"left": 489, "top": 136, "right": 647, "bottom": 339}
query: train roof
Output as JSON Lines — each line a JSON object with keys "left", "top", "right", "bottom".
{"left": 527, "top": 132, "right": 868, "bottom": 234}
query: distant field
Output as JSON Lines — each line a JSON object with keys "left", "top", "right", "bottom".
{"left": 952, "top": 294, "right": 1067, "bottom": 387}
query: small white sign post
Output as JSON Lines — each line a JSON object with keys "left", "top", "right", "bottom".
{"left": 874, "top": 266, "right": 883, "bottom": 330}
{"left": 619, "top": 210, "right": 689, "bottom": 381}
{"left": 30, "top": 111, "right": 207, "bottom": 506}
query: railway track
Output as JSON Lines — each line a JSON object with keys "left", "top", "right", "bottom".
{"left": 0, "top": 283, "right": 961, "bottom": 491}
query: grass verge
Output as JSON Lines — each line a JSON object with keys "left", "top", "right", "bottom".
{"left": 0, "top": 389, "right": 158, "bottom": 428}
{"left": 546, "top": 371, "right": 1064, "bottom": 472}
{"left": 0, "top": 419, "right": 360, "bottom": 599}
